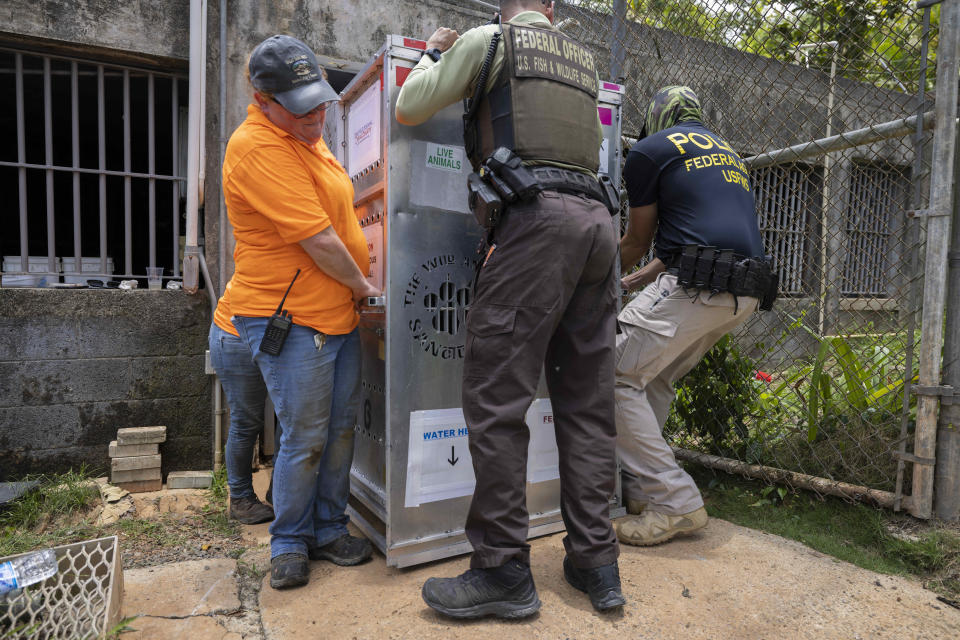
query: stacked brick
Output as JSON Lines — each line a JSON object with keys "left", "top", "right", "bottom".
{"left": 110, "top": 426, "right": 166, "bottom": 493}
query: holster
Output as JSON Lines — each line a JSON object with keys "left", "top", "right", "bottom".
{"left": 467, "top": 172, "right": 503, "bottom": 229}
{"left": 598, "top": 175, "right": 620, "bottom": 216}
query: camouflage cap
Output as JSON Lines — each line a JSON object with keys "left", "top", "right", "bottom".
{"left": 639, "top": 85, "right": 703, "bottom": 139}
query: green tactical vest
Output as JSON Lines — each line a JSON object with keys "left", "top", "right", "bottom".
{"left": 468, "top": 23, "right": 600, "bottom": 173}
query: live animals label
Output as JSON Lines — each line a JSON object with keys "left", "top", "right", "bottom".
{"left": 425, "top": 144, "right": 463, "bottom": 173}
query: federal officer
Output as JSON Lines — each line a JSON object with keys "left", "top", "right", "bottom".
{"left": 616, "top": 86, "right": 775, "bottom": 546}
{"left": 396, "top": 0, "right": 624, "bottom": 618}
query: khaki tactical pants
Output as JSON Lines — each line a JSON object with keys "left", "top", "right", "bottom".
{"left": 615, "top": 272, "right": 758, "bottom": 515}
{"left": 463, "top": 191, "right": 620, "bottom": 570}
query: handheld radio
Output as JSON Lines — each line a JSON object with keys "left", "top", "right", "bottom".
{"left": 258, "top": 269, "right": 301, "bottom": 356}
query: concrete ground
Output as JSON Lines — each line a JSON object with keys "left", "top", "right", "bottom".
{"left": 121, "top": 472, "right": 960, "bottom": 640}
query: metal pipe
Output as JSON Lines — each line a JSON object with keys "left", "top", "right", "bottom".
{"left": 936, "top": 9, "right": 960, "bottom": 522}
{"left": 71, "top": 61, "right": 81, "bottom": 274}
{"left": 937, "top": 120, "right": 960, "bottom": 521}
{"left": 98, "top": 66, "right": 107, "bottom": 275}
{"left": 896, "top": 5, "right": 932, "bottom": 513}
{"left": 743, "top": 111, "right": 937, "bottom": 170}
{"left": 16, "top": 53, "right": 27, "bottom": 273}
{"left": 123, "top": 68, "right": 132, "bottom": 276}
{"left": 44, "top": 58, "right": 56, "bottom": 276}
{"left": 148, "top": 73, "right": 157, "bottom": 269}
{"left": 183, "top": 0, "right": 204, "bottom": 293}
{"left": 912, "top": 0, "right": 960, "bottom": 520}
{"left": 0, "top": 160, "right": 188, "bottom": 181}
{"left": 609, "top": 0, "right": 627, "bottom": 82}
{"left": 172, "top": 77, "right": 181, "bottom": 278}
{"left": 673, "top": 448, "right": 908, "bottom": 511}
{"left": 198, "top": 248, "right": 221, "bottom": 469}
{"left": 218, "top": 0, "right": 228, "bottom": 295}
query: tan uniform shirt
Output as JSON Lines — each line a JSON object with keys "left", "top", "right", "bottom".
{"left": 395, "top": 11, "right": 603, "bottom": 172}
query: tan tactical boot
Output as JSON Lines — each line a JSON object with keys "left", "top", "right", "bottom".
{"left": 616, "top": 507, "right": 708, "bottom": 546}
{"left": 625, "top": 498, "right": 647, "bottom": 515}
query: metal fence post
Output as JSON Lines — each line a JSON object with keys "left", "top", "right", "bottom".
{"left": 912, "top": 0, "right": 960, "bottom": 519}
{"left": 610, "top": 0, "right": 627, "bottom": 82}
{"left": 935, "top": 103, "right": 960, "bottom": 521}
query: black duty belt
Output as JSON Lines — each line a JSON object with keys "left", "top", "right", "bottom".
{"left": 664, "top": 244, "right": 779, "bottom": 311}
{"left": 531, "top": 167, "right": 605, "bottom": 203}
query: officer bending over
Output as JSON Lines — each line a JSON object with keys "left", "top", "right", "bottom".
{"left": 616, "top": 86, "right": 775, "bottom": 546}
{"left": 396, "top": 0, "right": 624, "bottom": 618}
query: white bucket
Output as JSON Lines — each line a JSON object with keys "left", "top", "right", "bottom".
{"left": 1, "top": 256, "right": 61, "bottom": 287}
{"left": 62, "top": 257, "right": 115, "bottom": 284}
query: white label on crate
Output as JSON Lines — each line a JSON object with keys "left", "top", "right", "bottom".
{"left": 362, "top": 223, "right": 384, "bottom": 291}
{"left": 425, "top": 143, "right": 464, "bottom": 173}
{"left": 403, "top": 400, "right": 561, "bottom": 508}
{"left": 526, "top": 398, "right": 560, "bottom": 483}
{"left": 347, "top": 82, "right": 381, "bottom": 177}
{"left": 598, "top": 138, "right": 609, "bottom": 176}
{"left": 405, "top": 408, "right": 475, "bottom": 507}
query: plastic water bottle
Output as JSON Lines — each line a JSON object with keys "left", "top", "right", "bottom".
{"left": 0, "top": 549, "right": 57, "bottom": 594}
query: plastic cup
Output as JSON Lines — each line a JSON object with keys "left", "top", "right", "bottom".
{"left": 146, "top": 266, "right": 163, "bottom": 290}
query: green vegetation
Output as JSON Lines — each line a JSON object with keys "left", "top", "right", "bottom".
{"left": 571, "top": 0, "right": 936, "bottom": 92}
{"left": 0, "top": 469, "right": 102, "bottom": 557}
{"left": 693, "top": 466, "right": 960, "bottom": 600}
{"left": 664, "top": 315, "right": 918, "bottom": 492}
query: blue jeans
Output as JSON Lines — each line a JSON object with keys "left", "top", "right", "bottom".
{"left": 208, "top": 323, "right": 267, "bottom": 501}
{"left": 233, "top": 317, "right": 361, "bottom": 558}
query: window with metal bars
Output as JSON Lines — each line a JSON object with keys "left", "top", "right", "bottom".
{"left": 0, "top": 47, "right": 188, "bottom": 287}
{"left": 752, "top": 164, "right": 820, "bottom": 296}
{"left": 841, "top": 161, "right": 909, "bottom": 298}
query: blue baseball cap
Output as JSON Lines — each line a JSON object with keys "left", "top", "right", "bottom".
{"left": 249, "top": 35, "right": 338, "bottom": 114}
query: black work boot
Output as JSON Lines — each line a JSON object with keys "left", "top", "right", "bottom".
{"left": 308, "top": 533, "right": 373, "bottom": 566}
{"left": 228, "top": 495, "right": 275, "bottom": 525}
{"left": 270, "top": 553, "right": 309, "bottom": 589}
{"left": 421, "top": 559, "right": 542, "bottom": 619}
{"left": 563, "top": 556, "right": 626, "bottom": 612}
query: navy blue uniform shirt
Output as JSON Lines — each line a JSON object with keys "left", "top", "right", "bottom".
{"left": 623, "top": 121, "right": 764, "bottom": 262}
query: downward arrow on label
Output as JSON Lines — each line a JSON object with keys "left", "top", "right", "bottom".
{"left": 448, "top": 445, "right": 459, "bottom": 466}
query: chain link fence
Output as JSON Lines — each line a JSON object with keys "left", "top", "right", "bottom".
{"left": 557, "top": 1, "right": 949, "bottom": 510}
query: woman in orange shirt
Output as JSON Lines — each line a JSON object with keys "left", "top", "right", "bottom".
{"left": 218, "top": 35, "right": 379, "bottom": 590}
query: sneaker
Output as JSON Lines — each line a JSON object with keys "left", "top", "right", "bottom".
{"left": 562, "top": 556, "right": 626, "bottom": 612}
{"left": 421, "top": 559, "right": 542, "bottom": 619}
{"left": 308, "top": 533, "right": 373, "bottom": 566}
{"left": 616, "top": 506, "right": 708, "bottom": 546}
{"left": 270, "top": 553, "right": 309, "bottom": 589}
{"left": 229, "top": 495, "right": 275, "bottom": 525}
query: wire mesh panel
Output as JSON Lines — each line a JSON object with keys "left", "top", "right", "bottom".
{"left": 557, "top": 1, "right": 938, "bottom": 502}
{"left": 0, "top": 536, "right": 122, "bottom": 639}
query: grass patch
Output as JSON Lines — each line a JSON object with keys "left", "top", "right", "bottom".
{"left": 692, "top": 466, "right": 960, "bottom": 600}
{"left": 207, "top": 464, "right": 228, "bottom": 508}
{"left": 0, "top": 469, "right": 102, "bottom": 557}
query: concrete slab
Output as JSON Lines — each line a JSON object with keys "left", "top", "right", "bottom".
{"left": 123, "top": 559, "right": 241, "bottom": 618}
{"left": 167, "top": 470, "right": 213, "bottom": 489}
{"left": 258, "top": 519, "right": 960, "bottom": 640}
{"left": 117, "top": 425, "right": 167, "bottom": 445}
{"left": 111, "top": 454, "right": 162, "bottom": 472}
{"left": 121, "top": 614, "right": 242, "bottom": 640}
{"left": 109, "top": 441, "right": 159, "bottom": 458}
{"left": 114, "top": 478, "right": 163, "bottom": 493}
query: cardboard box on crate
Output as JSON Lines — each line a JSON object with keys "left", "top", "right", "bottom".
{"left": 110, "top": 426, "right": 166, "bottom": 492}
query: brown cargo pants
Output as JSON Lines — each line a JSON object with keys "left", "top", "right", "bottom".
{"left": 462, "top": 190, "right": 620, "bottom": 570}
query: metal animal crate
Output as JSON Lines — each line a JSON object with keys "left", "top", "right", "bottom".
{"left": 332, "top": 35, "right": 625, "bottom": 568}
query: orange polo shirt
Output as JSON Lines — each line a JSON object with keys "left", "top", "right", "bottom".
{"left": 216, "top": 104, "right": 368, "bottom": 336}
{"left": 213, "top": 280, "right": 240, "bottom": 337}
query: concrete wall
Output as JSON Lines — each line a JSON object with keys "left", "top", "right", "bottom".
{"left": 0, "top": 290, "right": 211, "bottom": 481}
{"left": 0, "top": 0, "right": 189, "bottom": 65}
